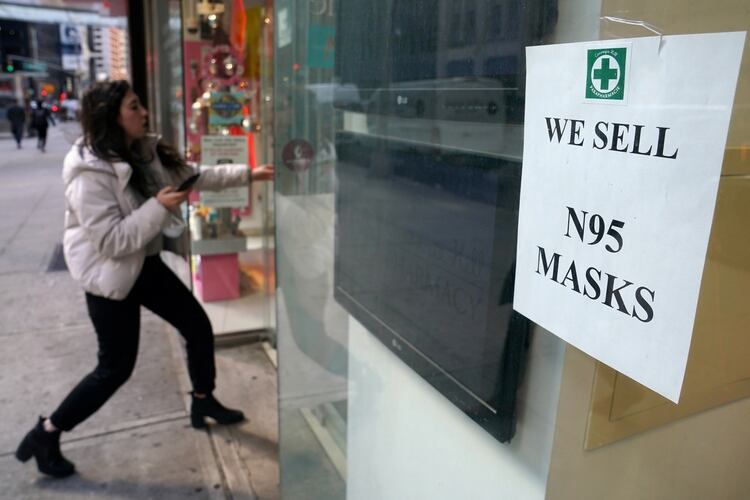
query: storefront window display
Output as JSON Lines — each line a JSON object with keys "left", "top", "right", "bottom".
{"left": 179, "top": 0, "right": 275, "bottom": 336}
{"left": 274, "top": 0, "right": 750, "bottom": 499}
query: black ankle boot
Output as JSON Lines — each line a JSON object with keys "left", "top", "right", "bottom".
{"left": 15, "top": 417, "right": 76, "bottom": 478}
{"left": 190, "top": 392, "right": 245, "bottom": 429}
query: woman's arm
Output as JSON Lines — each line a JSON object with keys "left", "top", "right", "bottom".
{"left": 66, "top": 172, "right": 172, "bottom": 258}
{"left": 192, "top": 163, "right": 274, "bottom": 191}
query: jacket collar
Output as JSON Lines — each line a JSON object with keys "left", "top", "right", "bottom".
{"left": 111, "top": 161, "right": 132, "bottom": 191}
{"left": 64, "top": 134, "right": 163, "bottom": 192}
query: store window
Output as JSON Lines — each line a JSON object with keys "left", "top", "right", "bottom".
{"left": 275, "top": 0, "right": 566, "bottom": 498}
{"left": 275, "top": 0, "right": 750, "bottom": 499}
{"left": 170, "top": 0, "right": 276, "bottom": 338}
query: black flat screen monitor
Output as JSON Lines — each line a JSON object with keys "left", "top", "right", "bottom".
{"left": 334, "top": 132, "right": 530, "bottom": 442}
{"left": 333, "top": 0, "right": 557, "bottom": 443}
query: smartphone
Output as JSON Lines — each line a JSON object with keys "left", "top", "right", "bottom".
{"left": 177, "top": 173, "right": 200, "bottom": 191}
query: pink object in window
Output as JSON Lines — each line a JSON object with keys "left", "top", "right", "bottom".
{"left": 194, "top": 254, "right": 240, "bottom": 302}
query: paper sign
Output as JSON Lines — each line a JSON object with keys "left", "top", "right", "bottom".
{"left": 278, "top": 7, "right": 291, "bottom": 48}
{"left": 513, "top": 32, "right": 745, "bottom": 402}
{"left": 200, "top": 135, "right": 249, "bottom": 208}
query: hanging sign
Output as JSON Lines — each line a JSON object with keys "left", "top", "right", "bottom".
{"left": 60, "top": 24, "right": 83, "bottom": 71}
{"left": 513, "top": 32, "right": 745, "bottom": 402}
{"left": 208, "top": 91, "right": 245, "bottom": 126}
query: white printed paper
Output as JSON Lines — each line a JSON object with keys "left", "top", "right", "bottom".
{"left": 513, "top": 32, "right": 745, "bottom": 402}
{"left": 201, "top": 135, "right": 249, "bottom": 208}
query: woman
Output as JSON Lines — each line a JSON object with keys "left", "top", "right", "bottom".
{"left": 14, "top": 80, "right": 274, "bottom": 478}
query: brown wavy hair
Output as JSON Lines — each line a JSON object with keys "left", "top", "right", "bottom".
{"left": 79, "top": 80, "right": 188, "bottom": 196}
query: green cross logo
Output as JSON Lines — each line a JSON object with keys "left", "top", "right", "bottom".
{"left": 586, "top": 47, "right": 627, "bottom": 100}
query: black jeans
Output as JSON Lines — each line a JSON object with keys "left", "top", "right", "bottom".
{"left": 36, "top": 126, "right": 48, "bottom": 150}
{"left": 49, "top": 256, "right": 215, "bottom": 431}
{"left": 11, "top": 123, "right": 23, "bottom": 146}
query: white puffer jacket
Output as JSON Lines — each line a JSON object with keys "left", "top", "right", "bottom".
{"left": 62, "top": 134, "right": 250, "bottom": 300}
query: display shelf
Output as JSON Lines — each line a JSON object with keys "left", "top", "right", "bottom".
{"left": 191, "top": 237, "right": 247, "bottom": 255}
{"left": 191, "top": 235, "right": 266, "bottom": 255}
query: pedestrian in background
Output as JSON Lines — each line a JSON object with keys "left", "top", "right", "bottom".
{"left": 14, "top": 80, "right": 274, "bottom": 478}
{"left": 31, "top": 100, "right": 55, "bottom": 152}
{"left": 7, "top": 101, "right": 25, "bottom": 149}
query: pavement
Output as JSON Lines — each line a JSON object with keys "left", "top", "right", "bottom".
{"left": 0, "top": 125, "right": 279, "bottom": 499}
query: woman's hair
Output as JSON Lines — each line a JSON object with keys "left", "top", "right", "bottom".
{"left": 80, "top": 80, "right": 188, "bottom": 196}
{"left": 80, "top": 80, "right": 132, "bottom": 163}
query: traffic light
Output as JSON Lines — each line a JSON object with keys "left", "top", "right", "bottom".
{"left": 5, "top": 63, "right": 14, "bottom": 72}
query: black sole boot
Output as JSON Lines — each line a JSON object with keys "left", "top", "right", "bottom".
{"left": 15, "top": 417, "right": 76, "bottom": 478}
{"left": 190, "top": 393, "right": 245, "bottom": 429}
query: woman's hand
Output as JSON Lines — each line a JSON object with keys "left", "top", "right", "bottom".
{"left": 251, "top": 164, "right": 275, "bottom": 182}
{"left": 156, "top": 186, "right": 190, "bottom": 213}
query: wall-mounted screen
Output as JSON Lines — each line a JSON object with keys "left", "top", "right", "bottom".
{"left": 333, "top": 0, "right": 557, "bottom": 442}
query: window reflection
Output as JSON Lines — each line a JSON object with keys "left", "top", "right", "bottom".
{"left": 333, "top": 0, "right": 558, "bottom": 442}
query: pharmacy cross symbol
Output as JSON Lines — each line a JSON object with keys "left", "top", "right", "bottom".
{"left": 593, "top": 56, "right": 619, "bottom": 91}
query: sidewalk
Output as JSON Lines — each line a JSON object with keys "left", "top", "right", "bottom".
{"left": 0, "top": 125, "right": 279, "bottom": 499}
